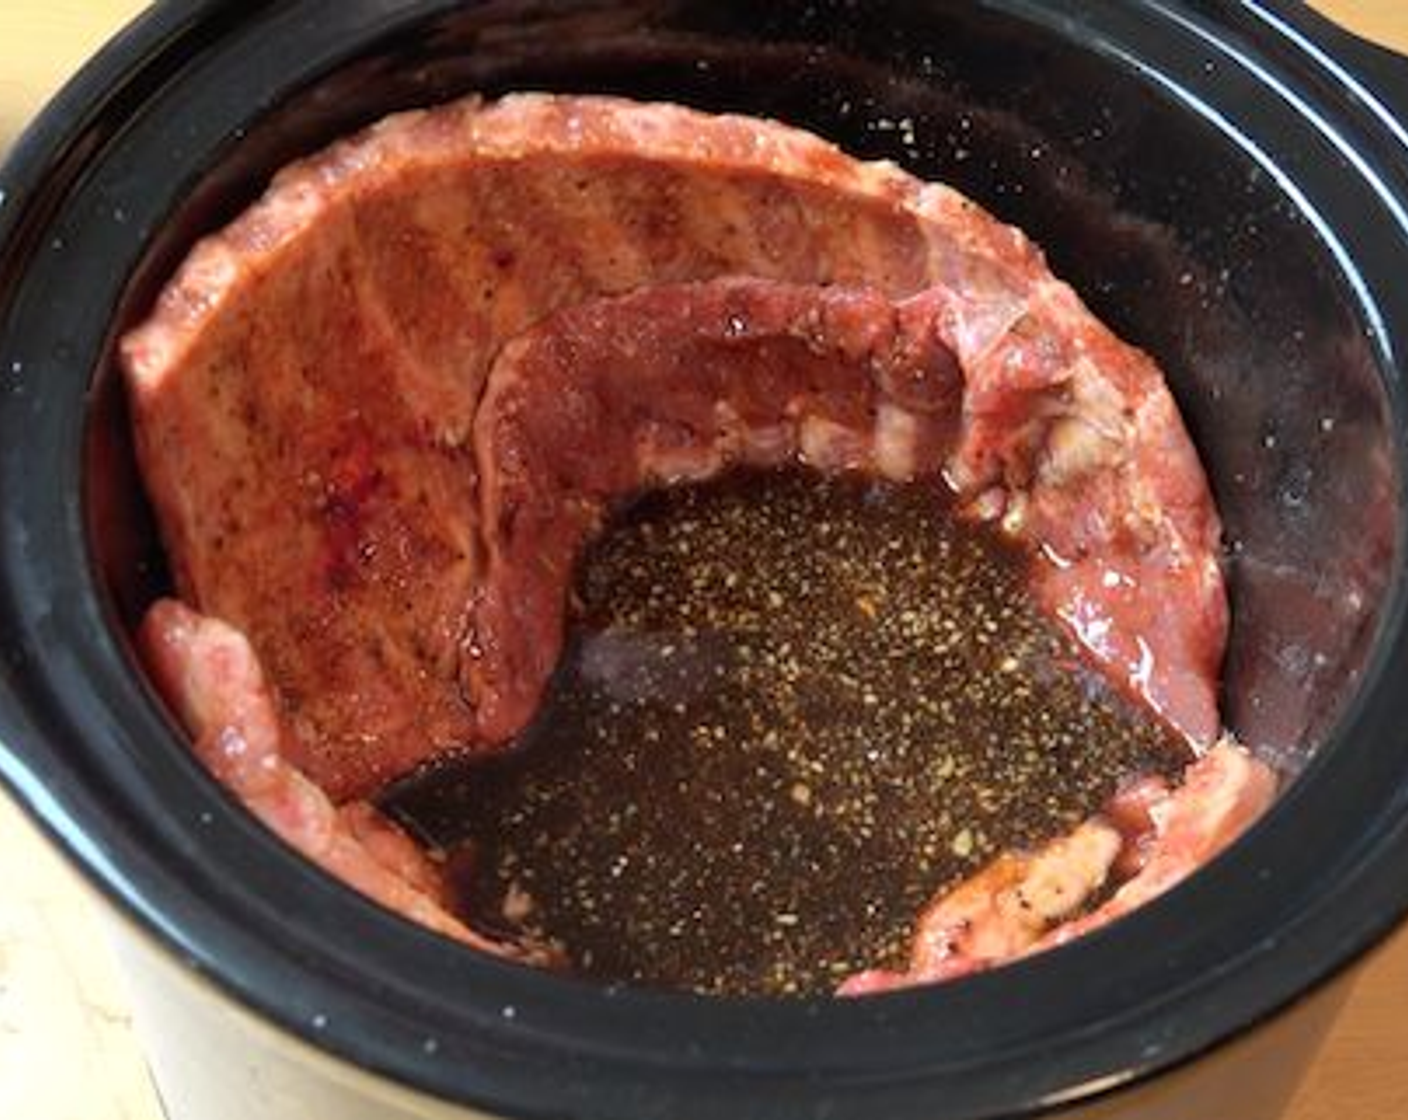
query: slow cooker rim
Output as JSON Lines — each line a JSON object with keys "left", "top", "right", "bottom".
{"left": 2, "top": 1, "right": 1408, "bottom": 1117}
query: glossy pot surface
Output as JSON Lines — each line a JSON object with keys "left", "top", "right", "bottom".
{"left": 2, "top": 2, "right": 1408, "bottom": 1118}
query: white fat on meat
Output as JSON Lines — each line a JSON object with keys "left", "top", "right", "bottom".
{"left": 873, "top": 402, "right": 923, "bottom": 481}
{"left": 139, "top": 598, "right": 559, "bottom": 965}
{"left": 840, "top": 741, "right": 1276, "bottom": 995}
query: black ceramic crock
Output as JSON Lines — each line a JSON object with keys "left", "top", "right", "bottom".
{"left": 2, "top": 2, "right": 1408, "bottom": 1118}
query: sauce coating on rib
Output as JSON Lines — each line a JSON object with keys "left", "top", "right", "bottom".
{"left": 388, "top": 471, "right": 1186, "bottom": 996}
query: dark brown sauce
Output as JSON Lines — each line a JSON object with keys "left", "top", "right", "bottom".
{"left": 386, "top": 470, "right": 1185, "bottom": 996}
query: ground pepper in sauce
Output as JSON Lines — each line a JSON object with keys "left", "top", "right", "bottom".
{"left": 386, "top": 470, "right": 1186, "bottom": 997}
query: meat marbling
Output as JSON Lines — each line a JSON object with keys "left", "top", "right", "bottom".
{"left": 123, "top": 93, "right": 1224, "bottom": 801}
{"left": 122, "top": 93, "right": 1251, "bottom": 983}
{"left": 139, "top": 599, "right": 559, "bottom": 963}
{"left": 470, "top": 277, "right": 960, "bottom": 739}
{"left": 839, "top": 743, "right": 1276, "bottom": 995}
{"left": 468, "top": 269, "right": 1221, "bottom": 748}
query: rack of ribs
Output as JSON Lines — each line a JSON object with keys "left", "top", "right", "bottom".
{"left": 121, "top": 94, "right": 1263, "bottom": 978}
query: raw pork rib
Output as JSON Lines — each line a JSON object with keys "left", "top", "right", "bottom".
{"left": 471, "top": 277, "right": 960, "bottom": 739}
{"left": 839, "top": 743, "right": 1276, "bottom": 994}
{"left": 139, "top": 598, "right": 558, "bottom": 964}
{"left": 124, "top": 94, "right": 1253, "bottom": 980}
{"left": 469, "top": 270, "right": 1220, "bottom": 747}
{"left": 123, "top": 94, "right": 1224, "bottom": 801}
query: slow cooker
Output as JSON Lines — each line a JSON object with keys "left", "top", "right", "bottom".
{"left": 2, "top": 2, "right": 1407, "bottom": 1117}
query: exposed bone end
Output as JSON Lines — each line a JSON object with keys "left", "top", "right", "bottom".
{"left": 141, "top": 597, "right": 560, "bottom": 965}
{"left": 873, "top": 403, "right": 921, "bottom": 481}
{"left": 907, "top": 819, "right": 1122, "bottom": 976}
{"left": 798, "top": 415, "right": 871, "bottom": 473}
{"left": 1041, "top": 415, "right": 1123, "bottom": 488}
{"left": 842, "top": 743, "right": 1275, "bottom": 995}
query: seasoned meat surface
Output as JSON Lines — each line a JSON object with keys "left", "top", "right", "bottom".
{"left": 124, "top": 94, "right": 982, "bottom": 798}
{"left": 839, "top": 742, "right": 1276, "bottom": 995}
{"left": 471, "top": 278, "right": 961, "bottom": 740}
{"left": 139, "top": 598, "right": 559, "bottom": 964}
{"left": 124, "top": 93, "right": 1224, "bottom": 799}
{"left": 125, "top": 94, "right": 1253, "bottom": 982}
{"left": 1032, "top": 741, "right": 1276, "bottom": 951}
{"left": 470, "top": 270, "right": 1222, "bottom": 749}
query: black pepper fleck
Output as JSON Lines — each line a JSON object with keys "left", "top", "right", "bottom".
{"left": 386, "top": 470, "right": 1184, "bottom": 997}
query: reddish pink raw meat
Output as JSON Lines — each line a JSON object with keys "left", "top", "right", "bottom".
{"left": 839, "top": 819, "right": 1123, "bottom": 995}
{"left": 1033, "top": 743, "right": 1276, "bottom": 951}
{"left": 124, "top": 93, "right": 1245, "bottom": 969}
{"left": 470, "top": 277, "right": 960, "bottom": 739}
{"left": 838, "top": 743, "right": 1277, "bottom": 995}
{"left": 947, "top": 293, "right": 1228, "bottom": 747}
{"left": 124, "top": 93, "right": 1224, "bottom": 800}
{"left": 138, "top": 598, "right": 558, "bottom": 964}
{"left": 467, "top": 269, "right": 1223, "bottom": 748}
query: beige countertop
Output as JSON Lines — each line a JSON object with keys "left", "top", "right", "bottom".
{"left": 2, "top": 2, "right": 1407, "bottom": 1118}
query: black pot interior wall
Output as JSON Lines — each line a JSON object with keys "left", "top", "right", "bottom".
{"left": 88, "top": 0, "right": 1396, "bottom": 797}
